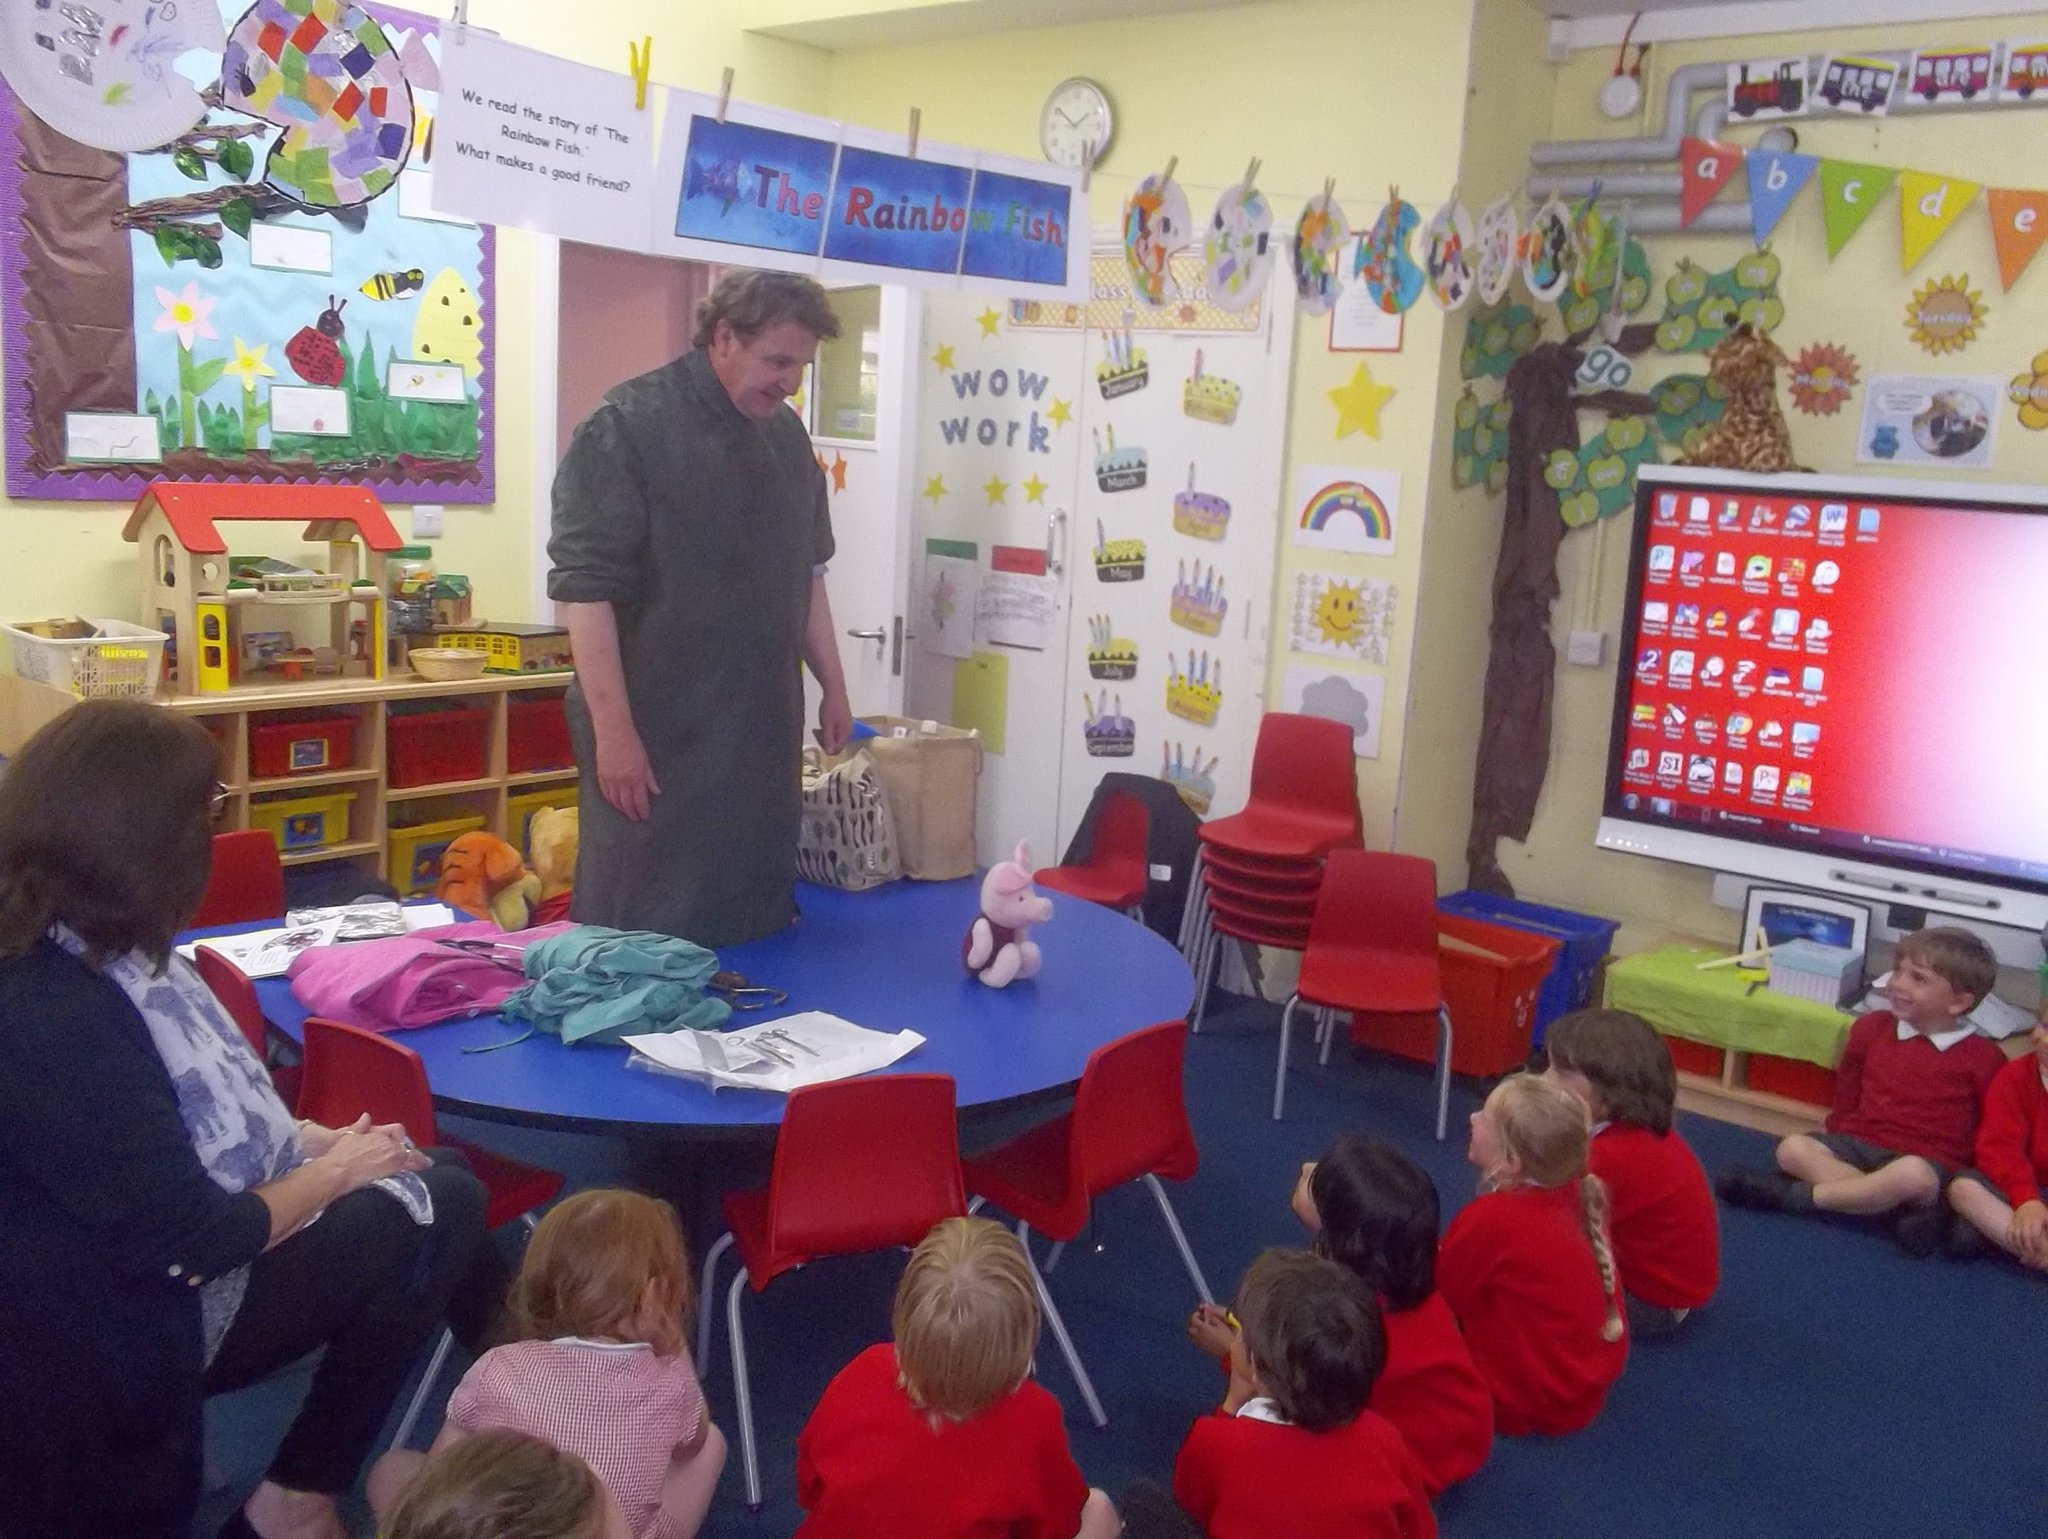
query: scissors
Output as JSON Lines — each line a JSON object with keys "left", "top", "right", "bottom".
{"left": 710, "top": 969, "right": 788, "bottom": 1010}
{"left": 435, "top": 936, "right": 531, "bottom": 973}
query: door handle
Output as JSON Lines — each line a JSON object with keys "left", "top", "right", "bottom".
{"left": 845, "top": 628, "right": 887, "bottom": 642}
{"left": 1046, "top": 506, "right": 1068, "bottom": 577}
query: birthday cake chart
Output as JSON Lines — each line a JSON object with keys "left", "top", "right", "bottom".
{"left": 1094, "top": 520, "right": 1146, "bottom": 582}
{"left": 1096, "top": 426, "right": 1148, "bottom": 493}
{"left": 1182, "top": 349, "right": 1241, "bottom": 425}
{"left": 1166, "top": 650, "right": 1222, "bottom": 727}
{"left": 1173, "top": 464, "right": 1232, "bottom": 541}
{"left": 1170, "top": 561, "right": 1227, "bottom": 637}
{"left": 1097, "top": 316, "right": 1150, "bottom": 399}
{"left": 1161, "top": 741, "right": 1219, "bottom": 815}
{"left": 1084, "top": 692, "right": 1136, "bottom": 758}
{"left": 1086, "top": 615, "right": 1139, "bottom": 679}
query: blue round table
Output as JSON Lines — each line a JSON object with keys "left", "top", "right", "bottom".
{"left": 246, "top": 879, "right": 1193, "bottom": 1138}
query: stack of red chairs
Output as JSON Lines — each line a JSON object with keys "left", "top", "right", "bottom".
{"left": 1186, "top": 714, "right": 1362, "bottom": 1031}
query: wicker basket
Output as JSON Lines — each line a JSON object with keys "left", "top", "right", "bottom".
{"left": 4, "top": 618, "right": 168, "bottom": 700}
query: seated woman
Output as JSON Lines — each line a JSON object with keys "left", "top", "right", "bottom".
{"left": 0, "top": 700, "right": 497, "bottom": 1539}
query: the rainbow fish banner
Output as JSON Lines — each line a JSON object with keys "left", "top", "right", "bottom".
{"left": 1292, "top": 466, "right": 1399, "bottom": 556}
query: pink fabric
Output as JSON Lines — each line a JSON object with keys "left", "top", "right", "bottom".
{"left": 287, "top": 920, "right": 574, "bottom": 1032}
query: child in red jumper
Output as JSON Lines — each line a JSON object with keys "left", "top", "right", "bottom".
{"left": 1718, "top": 926, "right": 2005, "bottom": 1257}
{"left": 794, "top": 1217, "right": 1119, "bottom": 1539}
{"left": 1189, "top": 1135, "right": 1491, "bottom": 1494}
{"left": 1439, "top": 1075, "right": 1628, "bottom": 1436}
{"left": 1947, "top": 1016, "right": 2048, "bottom": 1272}
{"left": 1544, "top": 1009, "right": 1719, "bottom": 1335}
{"left": 1165, "top": 1250, "right": 1435, "bottom": 1539}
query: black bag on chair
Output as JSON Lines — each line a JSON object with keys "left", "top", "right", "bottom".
{"left": 1059, "top": 772, "right": 1202, "bottom": 943}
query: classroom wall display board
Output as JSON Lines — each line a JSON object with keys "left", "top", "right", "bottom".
{"left": 0, "top": 1, "right": 494, "bottom": 502}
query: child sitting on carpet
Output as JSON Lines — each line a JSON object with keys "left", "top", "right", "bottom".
{"left": 1718, "top": 926, "right": 2005, "bottom": 1257}
{"left": 1149, "top": 1249, "right": 1433, "bottom": 1539}
{"left": 794, "top": 1217, "right": 1120, "bottom": 1539}
{"left": 1188, "top": 1134, "right": 1491, "bottom": 1494}
{"left": 370, "top": 1190, "right": 726, "bottom": 1539}
{"left": 1946, "top": 1012, "right": 2048, "bottom": 1272}
{"left": 382, "top": 1429, "right": 628, "bottom": 1539}
{"left": 1439, "top": 1075, "right": 1628, "bottom": 1436}
{"left": 1544, "top": 1009, "right": 1720, "bottom": 1334}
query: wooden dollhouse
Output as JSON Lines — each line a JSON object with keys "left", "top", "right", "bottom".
{"left": 122, "top": 481, "right": 397, "bottom": 694}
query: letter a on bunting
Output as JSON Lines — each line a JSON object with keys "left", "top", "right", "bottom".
{"left": 1679, "top": 138, "right": 1741, "bottom": 228}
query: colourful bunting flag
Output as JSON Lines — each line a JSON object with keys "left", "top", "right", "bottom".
{"left": 1746, "top": 150, "right": 1819, "bottom": 245}
{"left": 1986, "top": 188, "right": 2048, "bottom": 291}
{"left": 1819, "top": 159, "right": 1899, "bottom": 258}
{"left": 1679, "top": 137, "right": 1741, "bottom": 228}
{"left": 1898, "top": 171, "right": 1980, "bottom": 271}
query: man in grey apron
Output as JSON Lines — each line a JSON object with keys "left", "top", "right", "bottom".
{"left": 547, "top": 270, "right": 852, "bottom": 946}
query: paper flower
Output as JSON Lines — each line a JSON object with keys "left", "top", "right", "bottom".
{"left": 222, "top": 338, "right": 277, "bottom": 389}
{"left": 153, "top": 282, "right": 217, "bottom": 350}
{"left": 1788, "top": 343, "right": 1860, "bottom": 416}
{"left": 2008, "top": 350, "right": 2048, "bottom": 430}
{"left": 1905, "top": 274, "right": 1986, "bottom": 356}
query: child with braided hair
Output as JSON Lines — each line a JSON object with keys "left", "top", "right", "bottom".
{"left": 1438, "top": 1075, "right": 1628, "bottom": 1436}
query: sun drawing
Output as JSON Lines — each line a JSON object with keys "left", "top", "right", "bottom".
{"left": 1313, "top": 581, "right": 1366, "bottom": 647}
{"left": 1905, "top": 275, "right": 1987, "bottom": 356}
{"left": 1788, "top": 343, "right": 1860, "bottom": 416}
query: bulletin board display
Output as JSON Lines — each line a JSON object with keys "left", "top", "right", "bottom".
{"left": 0, "top": 0, "right": 495, "bottom": 502}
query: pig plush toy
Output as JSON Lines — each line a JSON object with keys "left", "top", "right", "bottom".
{"left": 963, "top": 841, "right": 1052, "bottom": 988}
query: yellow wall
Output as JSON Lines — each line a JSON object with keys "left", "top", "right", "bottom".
{"left": 0, "top": 1, "right": 830, "bottom": 627}
{"left": 823, "top": 0, "right": 1485, "bottom": 847}
{"left": 1423, "top": 10, "right": 2048, "bottom": 948}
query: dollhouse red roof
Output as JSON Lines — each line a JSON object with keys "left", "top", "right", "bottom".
{"left": 121, "top": 480, "right": 405, "bottom": 555}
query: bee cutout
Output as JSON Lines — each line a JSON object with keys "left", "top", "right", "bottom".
{"left": 359, "top": 269, "right": 426, "bottom": 301}
{"left": 286, "top": 296, "right": 349, "bottom": 386}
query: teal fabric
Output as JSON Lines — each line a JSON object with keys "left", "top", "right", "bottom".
{"left": 501, "top": 926, "right": 732, "bottom": 1046}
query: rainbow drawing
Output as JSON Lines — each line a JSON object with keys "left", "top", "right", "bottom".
{"left": 1293, "top": 471, "right": 1398, "bottom": 554}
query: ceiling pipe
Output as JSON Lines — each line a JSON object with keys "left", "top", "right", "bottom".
{"left": 1529, "top": 60, "right": 1730, "bottom": 167}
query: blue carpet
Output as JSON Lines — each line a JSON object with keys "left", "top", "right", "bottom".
{"left": 208, "top": 997, "right": 2047, "bottom": 1537}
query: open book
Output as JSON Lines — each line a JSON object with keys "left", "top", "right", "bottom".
{"left": 179, "top": 902, "right": 458, "bottom": 979}
{"left": 622, "top": 1012, "right": 925, "bottom": 1094}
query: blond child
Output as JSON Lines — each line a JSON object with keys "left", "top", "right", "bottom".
{"left": 371, "top": 1190, "right": 726, "bottom": 1539}
{"left": 1438, "top": 1075, "right": 1628, "bottom": 1436}
{"left": 795, "top": 1216, "right": 1120, "bottom": 1539}
{"left": 382, "top": 1429, "right": 629, "bottom": 1539}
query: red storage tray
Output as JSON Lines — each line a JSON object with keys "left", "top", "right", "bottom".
{"left": 250, "top": 713, "right": 357, "bottom": 778}
{"left": 1350, "top": 911, "right": 1559, "bottom": 1079}
{"left": 1662, "top": 1034, "right": 1727, "bottom": 1080}
{"left": 387, "top": 707, "right": 489, "bottom": 789}
{"left": 1746, "top": 1053, "right": 1836, "bottom": 1107}
{"left": 507, "top": 695, "right": 573, "bottom": 774}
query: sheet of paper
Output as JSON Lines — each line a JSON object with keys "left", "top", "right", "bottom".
{"left": 1282, "top": 661, "right": 1385, "bottom": 758}
{"left": 286, "top": 901, "right": 407, "bottom": 942}
{"left": 921, "top": 544, "right": 979, "bottom": 659}
{"left": 1289, "top": 571, "right": 1397, "bottom": 664}
{"left": 951, "top": 651, "right": 1009, "bottom": 755}
{"left": 1855, "top": 373, "right": 1999, "bottom": 469}
{"left": 248, "top": 221, "right": 333, "bottom": 274}
{"left": 268, "top": 386, "right": 352, "bottom": 437}
{"left": 975, "top": 569, "right": 1057, "bottom": 650}
{"left": 623, "top": 1012, "right": 926, "bottom": 1093}
{"left": 398, "top": 168, "right": 477, "bottom": 227}
{"left": 1329, "top": 237, "right": 1405, "bottom": 351}
{"left": 180, "top": 921, "right": 340, "bottom": 979}
{"left": 64, "top": 412, "right": 161, "bottom": 463}
{"left": 387, "top": 359, "right": 470, "bottom": 404}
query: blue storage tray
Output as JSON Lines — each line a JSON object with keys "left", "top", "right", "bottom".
{"left": 1438, "top": 890, "right": 1621, "bottom": 1046}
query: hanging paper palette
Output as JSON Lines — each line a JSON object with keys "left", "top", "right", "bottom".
{"left": 1291, "top": 193, "right": 1350, "bottom": 316}
{"left": 1475, "top": 197, "right": 1519, "bottom": 305}
{"left": 1124, "top": 171, "right": 1193, "bottom": 308}
{"left": 1424, "top": 201, "right": 1477, "bottom": 312}
{"left": 1521, "top": 193, "right": 1574, "bottom": 305}
{"left": 1358, "top": 194, "right": 1425, "bottom": 314}
{"left": 0, "top": 0, "right": 228, "bottom": 152}
{"left": 1203, "top": 180, "right": 1275, "bottom": 313}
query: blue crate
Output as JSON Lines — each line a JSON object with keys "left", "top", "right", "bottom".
{"left": 1438, "top": 891, "right": 1621, "bottom": 1047}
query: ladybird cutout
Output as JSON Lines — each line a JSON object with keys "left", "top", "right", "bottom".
{"left": 1124, "top": 171, "right": 1193, "bottom": 308}
{"left": 286, "top": 296, "right": 349, "bottom": 386}
{"left": 1291, "top": 192, "right": 1350, "bottom": 316}
{"left": 1521, "top": 193, "right": 1574, "bottom": 304}
{"left": 1475, "top": 196, "right": 1519, "bottom": 305}
{"left": 1424, "top": 200, "right": 1477, "bottom": 312}
{"left": 1357, "top": 192, "right": 1425, "bottom": 314}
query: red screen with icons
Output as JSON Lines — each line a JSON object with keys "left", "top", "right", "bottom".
{"left": 1604, "top": 476, "right": 2048, "bottom": 894}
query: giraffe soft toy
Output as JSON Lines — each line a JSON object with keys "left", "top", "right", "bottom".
{"left": 1680, "top": 324, "right": 1798, "bottom": 474}
{"left": 963, "top": 842, "right": 1052, "bottom": 988}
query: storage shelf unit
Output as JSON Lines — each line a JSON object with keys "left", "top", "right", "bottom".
{"left": 0, "top": 671, "right": 578, "bottom": 883}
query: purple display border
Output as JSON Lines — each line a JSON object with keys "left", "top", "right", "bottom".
{"left": 0, "top": 2, "right": 495, "bottom": 504}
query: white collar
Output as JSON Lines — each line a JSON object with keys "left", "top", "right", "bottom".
{"left": 1590, "top": 1119, "right": 1613, "bottom": 1136}
{"left": 551, "top": 1336, "right": 650, "bottom": 1352}
{"left": 1895, "top": 1018, "right": 1975, "bottom": 1052}
{"left": 1236, "top": 1397, "right": 1290, "bottom": 1425}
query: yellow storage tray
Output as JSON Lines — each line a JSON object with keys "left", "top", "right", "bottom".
{"left": 389, "top": 812, "right": 487, "bottom": 897}
{"left": 507, "top": 786, "right": 577, "bottom": 856}
{"left": 249, "top": 790, "right": 357, "bottom": 855}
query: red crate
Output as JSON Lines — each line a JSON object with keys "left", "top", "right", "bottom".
{"left": 1662, "top": 1034, "right": 1726, "bottom": 1080}
{"left": 387, "top": 707, "right": 489, "bottom": 789}
{"left": 250, "top": 713, "right": 357, "bottom": 778}
{"left": 1746, "top": 1053, "right": 1836, "bottom": 1107}
{"left": 1350, "top": 912, "right": 1560, "bottom": 1078}
{"left": 507, "top": 695, "right": 573, "bottom": 774}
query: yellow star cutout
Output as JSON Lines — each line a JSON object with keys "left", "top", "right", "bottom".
{"left": 1021, "top": 474, "right": 1049, "bottom": 504}
{"left": 1328, "top": 361, "right": 1396, "bottom": 440}
{"left": 931, "top": 343, "right": 956, "bottom": 371}
{"left": 977, "top": 307, "right": 1001, "bottom": 337}
{"left": 922, "top": 474, "right": 947, "bottom": 503}
{"left": 982, "top": 474, "right": 1010, "bottom": 505}
{"left": 1046, "top": 397, "right": 1073, "bottom": 429}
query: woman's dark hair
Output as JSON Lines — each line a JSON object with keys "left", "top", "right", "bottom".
{"left": 1234, "top": 1249, "right": 1383, "bottom": 1433}
{"left": 0, "top": 700, "right": 218, "bottom": 968}
{"left": 1544, "top": 1008, "right": 1677, "bottom": 1134}
{"left": 1309, "top": 1134, "right": 1441, "bottom": 1311}
{"left": 693, "top": 268, "right": 842, "bottom": 349}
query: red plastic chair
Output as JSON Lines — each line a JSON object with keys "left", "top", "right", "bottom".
{"left": 962, "top": 1021, "right": 1213, "bottom": 1429}
{"left": 1279, "top": 850, "right": 1454, "bottom": 1137}
{"left": 696, "top": 1074, "right": 966, "bottom": 1510}
{"left": 189, "top": 830, "right": 286, "bottom": 930}
{"left": 1036, "top": 790, "right": 1149, "bottom": 914}
{"left": 193, "top": 945, "right": 299, "bottom": 1111}
{"left": 298, "top": 1016, "right": 566, "bottom": 1448}
{"left": 1197, "top": 714, "right": 1362, "bottom": 860}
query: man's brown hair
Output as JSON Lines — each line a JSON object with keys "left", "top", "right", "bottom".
{"left": 0, "top": 699, "right": 219, "bottom": 969}
{"left": 1893, "top": 925, "right": 1998, "bottom": 1012}
{"left": 693, "top": 269, "right": 841, "bottom": 349}
{"left": 382, "top": 1429, "right": 606, "bottom": 1539}
{"left": 1233, "top": 1249, "right": 1384, "bottom": 1433}
{"left": 1545, "top": 1008, "right": 1678, "bottom": 1135}
{"left": 892, "top": 1216, "right": 1038, "bottom": 1422}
